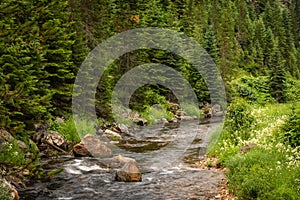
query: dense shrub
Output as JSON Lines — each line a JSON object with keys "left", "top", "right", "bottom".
{"left": 49, "top": 118, "right": 83, "bottom": 143}
{"left": 226, "top": 148, "right": 300, "bottom": 200}
{"left": 231, "top": 76, "right": 274, "bottom": 105}
{"left": 282, "top": 104, "right": 300, "bottom": 147}
{"left": 0, "top": 186, "right": 11, "bottom": 200}
{"left": 224, "top": 99, "right": 255, "bottom": 142}
{"left": 0, "top": 140, "right": 25, "bottom": 166}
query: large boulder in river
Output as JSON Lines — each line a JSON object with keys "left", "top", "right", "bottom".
{"left": 73, "top": 134, "right": 112, "bottom": 158}
{"left": 115, "top": 161, "right": 142, "bottom": 182}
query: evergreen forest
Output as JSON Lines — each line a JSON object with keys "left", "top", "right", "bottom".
{"left": 0, "top": 0, "right": 300, "bottom": 199}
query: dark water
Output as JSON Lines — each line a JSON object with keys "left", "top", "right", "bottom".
{"left": 19, "top": 119, "right": 225, "bottom": 200}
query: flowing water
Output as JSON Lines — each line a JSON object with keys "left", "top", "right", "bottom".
{"left": 19, "top": 118, "right": 225, "bottom": 200}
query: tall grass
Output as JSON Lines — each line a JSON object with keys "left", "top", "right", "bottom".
{"left": 208, "top": 102, "right": 300, "bottom": 199}
{"left": 49, "top": 117, "right": 95, "bottom": 143}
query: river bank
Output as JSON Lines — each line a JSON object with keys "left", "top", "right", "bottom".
{"left": 0, "top": 116, "right": 234, "bottom": 200}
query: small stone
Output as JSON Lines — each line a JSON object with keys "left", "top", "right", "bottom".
{"left": 117, "top": 124, "right": 129, "bottom": 134}
{"left": 115, "top": 161, "right": 142, "bottom": 182}
{"left": 104, "top": 129, "right": 122, "bottom": 140}
{"left": 23, "top": 170, "right": 30, "bottom": 176}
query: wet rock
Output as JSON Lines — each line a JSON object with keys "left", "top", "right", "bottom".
{"left": 239, "top": 143, "right": 256, "bottom": 154}
{"left": 169, "top": 102, "right": 180, "bottom": 113}
{"left": 44, "top": 131, "right": 67, "bottom": 147}
{"left": 153, "top": 118, "right": 169, "bottom": 125}
{"left": 114, "top": 108, "right": 147, "bottom": 126}
{"left": 212, "top": 104, "right": 222, "bottom": 113}
{"left": 175, "top": 110, "right": 185, "bottom": 117}
{"left": 134, "top": 118, "right": 147, "bottom": 126}
{"left": 104, "top": 129, "right": 122, "bottom": 141}
{"left": 0, "top": 178, "right": 20, "bottom": 200}
{"left": 201, "top": 103, "right": 212, "bottom": 118}
{"left": 109, "top": 155, "right": 136, "bottom": 168}
{"left": 213, "top": 111, "right": 225, "bottom": 117}
{"left": 169, "top": 117, "right": 179, "bottom": 123}
{"left": 117, "top": 124, "right": 129, "bottom": 135}
{"left": 73, "top": 134, "right": 112, "bottom": 158}
{"left": 212, "top": 104, "right": 225, "bottom": 117}
{"left": 5, "top": 176, "right": 26, "bottom": 190}
{"left": 73, "top": 142, "right": 90, "bottom": 157}
{"left": 180, "top": 116, "right": 195, "bottom": 121}
{"left": 32, "top": 130, "right": 69, "bottom": 155}
{"left": 128, "top": 110, "right": 147, "bottom": 126}
{"left": 115, "top": 161, "right": 142, "bottom": 182}
{"left": 0, "top": 129, "right": 14, "bottom": 142}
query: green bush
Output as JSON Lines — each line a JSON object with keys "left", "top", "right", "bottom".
{"left": 224, "top": 99, "right": 255, "bottom": 143}
{"left": 226, "top": 148, "right": 300, "bottom": 200}
{"left": 141, "top": 103, "right": 174, "bottom": 124}
{"left": 231, "top": 76, "right": 274, "bottom": 105}
{"left": 49, "top": 117, "right": 86, "bottom": 143}
{"left": 282, "top": 104, "right": 300, "bottom": 147}
{"left": 0, "top": 140, "right": 25, "bottom": 166}
{"left": 180, "top": 103, "right": 202, "bottom": 118}
{"left": 284, "top": 78, "right": 300, "bottom": 102}
{"left": 0, "top": 186, "right": 11, "bottom": 200}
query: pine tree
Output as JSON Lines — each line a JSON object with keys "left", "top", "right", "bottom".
{"left": 37, "top": 0, "right": 76, "bottom": 115}
{"left": 264, "top": 27, "right": 275, "bottom": 67}
{"left": 0, "top": 0, "right": 52, "bottom": 131}
{"left": 268, "top": 38, "right": 286, "bottom": 103}
{"left": 203, "top": 24, "right": 219, "bottom": 64}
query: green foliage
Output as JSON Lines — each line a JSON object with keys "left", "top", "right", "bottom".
{"left": 0, "top": 0, "right": 80, "bottom": 133}
{"left": 285, "top": 78, "right": 300, "bottom": 102}
{"left": 210, "top": 103, "right": 300, "bottom": 199}
{"left": 224, "top": 99, "right": 255, "bottom": 142}
{"left": 282, "top": 104, "right": 300, "bottom": 148}
{"left": 0, "top": 186, "right": 11, "bottom": 200}
{"left": 49, "top": 118, "right": 84, "bottom": 143}
{"left": 231, "top": 76, "right": 274, "bottom": 104}
{"left": 226, "top": 148, "right": 300, "bottom": 200}
{"left": 0, "top": 140, "right": 25, "bottom": 166}
{"left": 268, "top": 39, "right": 286, "bottom": 103}
{"left": 181, "top": 103, "right": 202, "bottom": 119}
{"left": 141, "top": 104, "right": 173, "bottom": 124}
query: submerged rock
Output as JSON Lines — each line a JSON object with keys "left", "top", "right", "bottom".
{"left": 73, "top": 134, "right": 112, "bottom": 158}
{"left": 115, "top": 161, "right": 142, "bottom": 182}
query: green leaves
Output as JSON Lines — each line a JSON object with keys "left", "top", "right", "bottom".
{"left": 0, "top": 0, "right": 78, "bottom": 132}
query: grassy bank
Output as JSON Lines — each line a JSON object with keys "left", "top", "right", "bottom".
{"left": 208, "top": 101, "right": 300, "bottom": 199}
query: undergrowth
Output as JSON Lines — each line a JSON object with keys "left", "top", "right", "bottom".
{"left": 208, "top": 100, "right": 300, "bottom": 199}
